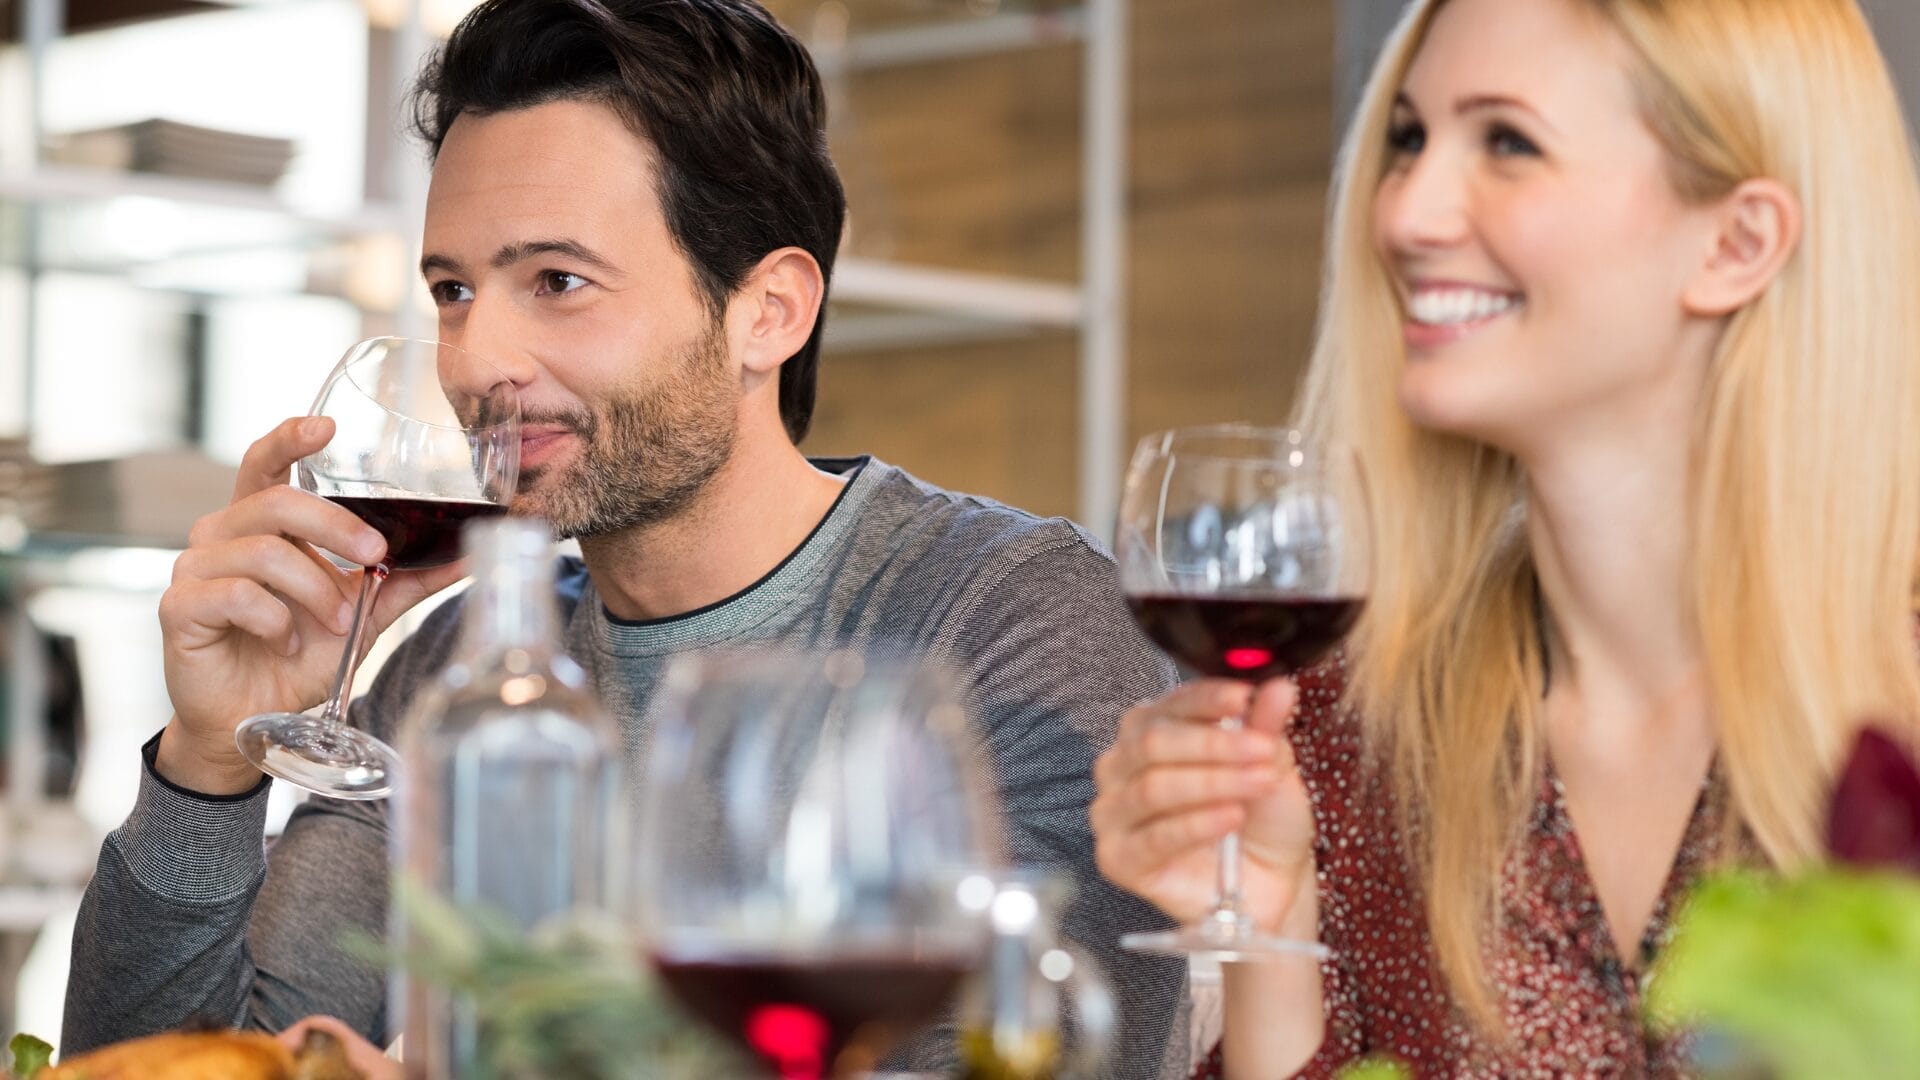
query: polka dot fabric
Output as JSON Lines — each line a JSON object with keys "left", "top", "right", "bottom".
{"left": 1191, "top": 657, "right": 1731, "bottom": 1078}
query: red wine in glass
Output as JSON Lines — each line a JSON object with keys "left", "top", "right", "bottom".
{"left": 1127, "top": 594, "right": 1364, "bottom": 681}
{"left": 325, "top": 495, "right": 507, "bottom": 570}
{"left": 651, "top": 948, "right": 972, "bottom": 1079}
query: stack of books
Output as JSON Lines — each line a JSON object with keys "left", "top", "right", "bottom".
{"left": 0, "top": 438, "right": 55, "bottom": 541}
{"left": 44, "top": 118, "right": 296, "bottom": 188}
{"left": 33, "top": 449, "right": 236, "bottom": 547}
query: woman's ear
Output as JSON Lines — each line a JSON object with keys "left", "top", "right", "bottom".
{"left": 1681, "top": 177, "right": 1802, "bottom": 317}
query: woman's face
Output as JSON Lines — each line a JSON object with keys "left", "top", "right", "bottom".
{"left": 1372, "top": 0, "right": 1724, "bottom": 456}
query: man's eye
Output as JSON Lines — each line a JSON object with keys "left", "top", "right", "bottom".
{"left": 429, "top": 281, "right": 473, "bottom": 304}
{"left": 539, "top": 270, "right": 589, "bottom": 295}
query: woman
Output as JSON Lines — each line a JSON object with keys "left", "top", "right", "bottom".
{"left": 1091, "top": 0, "right": 1920, "bottom": 1075}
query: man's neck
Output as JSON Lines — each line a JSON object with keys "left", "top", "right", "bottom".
{"left": 577, "top": 433, "right": 850, "bottom": 622}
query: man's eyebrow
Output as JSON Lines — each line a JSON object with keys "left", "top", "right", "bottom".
{"left": 420, "top": 253, "right": 463, "bottom": 278}
{"left": 493, "top": 239, "right": 621, "bottom": 274}
{"left": 419, "top": 239, "right": 620, "bottom": 279}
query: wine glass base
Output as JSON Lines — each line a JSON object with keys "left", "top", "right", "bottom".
{"left": 1121, "top": 924, "right": 1331, "bottom": 963}
{"left": 234, "top": 713, "right": 397, "bottom": 800}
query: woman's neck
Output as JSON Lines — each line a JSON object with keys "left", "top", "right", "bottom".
{"left": 1522, "top": 422, "right": 1705, "bottom": 743}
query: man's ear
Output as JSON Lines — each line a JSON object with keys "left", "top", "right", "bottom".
{"left": 730, "top": 247, "right": 825, "bottom": 377}
{"left": 1681, "top": 177, "right": 1801, "bottom": 317}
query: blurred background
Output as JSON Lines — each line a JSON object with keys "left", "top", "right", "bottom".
{"left": 1, "top": 0, "right": 1919, "bottom": 1049}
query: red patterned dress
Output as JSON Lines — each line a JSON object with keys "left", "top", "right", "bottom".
{"left": 1191, "top": 658, "right": 1735, "bottom": 1078}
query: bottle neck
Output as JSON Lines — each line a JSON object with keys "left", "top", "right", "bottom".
{"left": 458, "top": 554, "right": 557, "bottom": 658}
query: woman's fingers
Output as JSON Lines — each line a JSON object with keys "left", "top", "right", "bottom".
{"left": 1245, "top": 677, "right": 1301, "bottom": 735}
{"left": 1102, "top": 762, "right": 1280, "bottom": 832}
{"left": 1096, "top": 801, "right": 1243, "bottom": 884}
{"left": 1100, "top": 707, "right": 1279, "bottom": 787}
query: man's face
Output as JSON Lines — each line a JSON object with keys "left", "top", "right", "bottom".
{"left": 421, "top": 98, "right": 738, "bottom": 538}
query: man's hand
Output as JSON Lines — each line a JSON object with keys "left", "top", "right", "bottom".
{"left": 277, "top": 1016, "right": 401, "bottom": 1080}
{"left": 155, "top": 417, "right": 470, "bottom": 794}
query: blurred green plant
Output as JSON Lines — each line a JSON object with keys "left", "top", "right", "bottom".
{"left": 1648, "top": 869, "right": 1920, "bottom": 1080}
{"left": 1335, "top": 1058, "right": 1410, "bottom": 1080}
{"left": 1649, "top": 725, "right": 1920, "bottom": 1080}
{"left": 7, "top": 1034, "right": 51, "bottom": 1079}
{"left": 348, "top": 883, "right": 748, "bottom": 1080}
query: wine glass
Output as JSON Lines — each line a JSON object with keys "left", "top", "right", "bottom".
{"left": 634, "top": 650, "right": 1003, "bottom": 1080}
{"left": 1114, "top": 424, "right": 1370, "bottom": 960}
{"left": 233, "top": 336, "right": 519, "bottom": 801}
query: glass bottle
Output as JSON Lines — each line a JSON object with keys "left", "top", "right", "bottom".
{"left": 957, "top": 874, "right": 1116, "bottom": 1080}
{"left": 390, "top": 516, "right": 623, "bottom": 1079}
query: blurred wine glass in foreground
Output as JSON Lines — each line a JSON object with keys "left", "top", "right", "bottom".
{"left": 635, "top": 651, "right": 1003, "bottom": 1079}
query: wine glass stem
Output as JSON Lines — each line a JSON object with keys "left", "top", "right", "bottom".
{"left": 1211, "top": 713, "right": 1249, "bottom": 927}
{"left": 319, "top": 564, "right": 390, "bottom": 729}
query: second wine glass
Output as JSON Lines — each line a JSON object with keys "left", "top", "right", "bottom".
{"left": 233, "top": 336, "right": 519, "bottom": 800}
{"left": 635, "top": 650, "right": 1003, "bottom": 1080}
{"left": 1115, "top": 424, "right": 1370, "bottom": 960}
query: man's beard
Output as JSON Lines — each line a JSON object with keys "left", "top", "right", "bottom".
{"left": 514, "top": 322, "right": 738, "bottom": 539}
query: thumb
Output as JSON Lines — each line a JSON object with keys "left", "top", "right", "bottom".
{"left": 1245, "top": 677, "right": 1299, "bottom": 736}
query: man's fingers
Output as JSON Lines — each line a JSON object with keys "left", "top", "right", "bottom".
{"left": 234, "top": 417, "right": 333, "bottom": 501}
{"left": 191, "top": 486, "right": 386, "bottom": 567}
{"left": 161, "top": 578, "right": 299, "bottom": 656}
{"left": 277, "top": 1015, "right": 399, "bottom": 1079}
{"left": 173, "top": 537, "right": 358, "bottom": 635}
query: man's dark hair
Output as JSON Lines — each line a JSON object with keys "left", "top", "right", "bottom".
{"left": 409, "top": 0, "right": 846, "bottom": 444}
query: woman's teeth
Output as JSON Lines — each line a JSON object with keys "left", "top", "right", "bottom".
{"left": 1408, "top": 288, "right": 1520, "bottom": 326}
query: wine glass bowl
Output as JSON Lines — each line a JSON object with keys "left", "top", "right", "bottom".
{"left": 1115, "top": 424, "right": 1370, "bottom": 959}
{"left": 635, "top": 651, "right": 1001, "bottom": 1080}
{"left": 233, "top": 337, "right": 519, "bottom": 800}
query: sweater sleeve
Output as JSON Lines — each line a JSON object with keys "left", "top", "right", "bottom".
{"left": 62, "top": 597, "right": 467, "bottom": 1055}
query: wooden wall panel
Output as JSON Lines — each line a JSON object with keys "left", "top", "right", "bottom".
{"left": 784, "top": 0, "right": 1336, "bottom": 522}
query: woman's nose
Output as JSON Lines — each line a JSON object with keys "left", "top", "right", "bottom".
{"left": 1374, "top": 147, "right": 1471, "bottom": 256}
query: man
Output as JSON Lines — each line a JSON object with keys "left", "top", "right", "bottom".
{"left": 60, "top": 0, "right": 1187, "bottom": 1075}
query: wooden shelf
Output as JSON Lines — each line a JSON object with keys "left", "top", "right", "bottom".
{"left": 0, "top": 0, "right": 217, "bottom": 43}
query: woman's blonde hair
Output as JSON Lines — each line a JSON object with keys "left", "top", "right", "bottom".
{"left": 1297, "top": 0, "right": 1920, "bottom": 1030}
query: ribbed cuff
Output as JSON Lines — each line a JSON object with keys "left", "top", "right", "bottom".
{"left": 110, "top": 732, "right": 272, "bottom": 902}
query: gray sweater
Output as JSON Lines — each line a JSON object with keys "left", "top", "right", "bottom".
{"left": 63, "top": 457, "right": 1187, "bottom": 1077}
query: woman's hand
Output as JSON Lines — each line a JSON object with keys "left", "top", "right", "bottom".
{"left": 1092, "top": 677, "right": 1318, "bottom": 933}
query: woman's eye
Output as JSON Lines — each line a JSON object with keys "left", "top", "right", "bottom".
{"left": 1387, "top": 119, "right": 1426, "bottom": 156}
{"left": 429, "top": 281, "right": 473, "bottom": 304}
{"left": 539, "top": 270, "right": 589, "bottom": 295}
{"left": 1488, "top": 123, "right": 1541, "bottom": 158}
